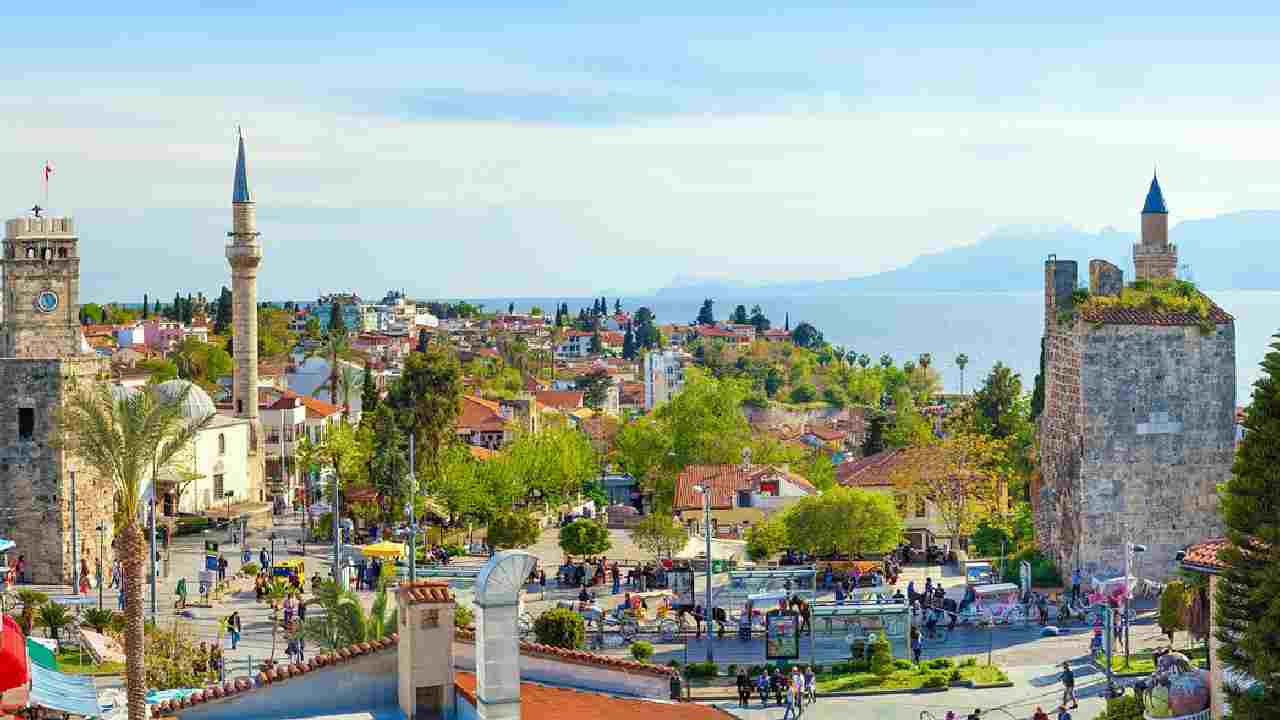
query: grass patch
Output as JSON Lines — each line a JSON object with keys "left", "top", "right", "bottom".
{"left": 816, "top": 656, "right": 1007, "bottom": 693}
{"left": 1107, "top": 646, "right": 1208, "bottom": 674}
{"left": 56, "top": 648, "right": 125, "bottom": 676}
{"left": 1080, "top": 278, "right": 1217, "bottom": 333}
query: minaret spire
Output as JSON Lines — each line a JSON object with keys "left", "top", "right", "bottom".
{"left": 233, "top": 127, "right": 251, "bottom": 204}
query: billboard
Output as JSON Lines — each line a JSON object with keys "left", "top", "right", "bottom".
{"left": 671, "top": 568, "right": 695, "bottom": 609}
{"left": 765, "top": 610, "right": 800, "bottom": 660}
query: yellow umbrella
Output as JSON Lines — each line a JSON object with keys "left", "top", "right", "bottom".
{"left": 360, "top": 541, "right": 406, "bottom": 560}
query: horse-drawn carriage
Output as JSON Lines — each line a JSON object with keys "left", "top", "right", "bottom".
{"left": 563, "top": 589, "right": 683, "bottom": 643}
{"left": 958, "top": 582, "right": 1026, "bottom": 625}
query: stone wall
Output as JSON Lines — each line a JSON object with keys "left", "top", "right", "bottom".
{"left": 0, "top": 357, "right": 114, "bottom": 583}
{"left": 1075, "top": 322, "right": 1233, "bottom": 576}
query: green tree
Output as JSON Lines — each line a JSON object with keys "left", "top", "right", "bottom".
{"left": 533, "top": 607, "right": 585, "bottom": 649}
{"left": 589, "top": 328, "right": 604, "bottom": 354}
{"left": 1158, "top": 580, "right": 1187, "bottom": 645}
{"left": 745, "top": 515, "right": 788, "bottom": 561}
{"left": 558, "top": 518, "right": 612, "bottom": 557}
{"left": 390, "top": 346, "right": 463, "bottom": 482}
{"left": 862, "top": 414, "right": 887, "bottom": 455}
{"left": 634, "top": 307, "right": 660, "bottom": 349}
{"left": 782, "top": 487, "right": 901, "bottom": 558}
{"left": 576, "top": 368, "right": 611, "bottom": 410}
{"left": 885, "top": 388, "right": 933, "bottom": 448}
{"left": 622, "top": 323, "right": 636, "bottom": 360}
{"left": 696, "top": 298, "right": 715, "bottom": 326}
{"left": 764, "top": 367, "right": 783, "bottom": 398}
{"left": 973, "top": 362, "right": 1023, "bottom": 439}
{"left": 366, "top": 405, "right": 409, "bottom": 522}
{"left": 789, "top": 383, "right": 818, "bottom": 403}
{"left": 1029, "top": 342, "right": 1045, "bottom": 420}
{"left": 212, "top": 286, "right": 233, "bottom": 336}
{"left": 749, "top": 304, "right": 770, "bottom": 333}
{"left": 361, "top": 364, "right": 379, "bottom": 416}
{"left": 80, "top": 302, "right": 105, "bottom": 325}
{"left": 857, "top": 353, "right": 871, "bottom": 369}
{"left": 142, "top": 293, "right": 150, "bottom": 319}
{"left": 629, "top": 513, "right": 688, "bottom": 560}
{"left": 37, "top": 602, "right": 70, "bottom": 640}
{"left": 791, "top": 322, "right": 823, "bottom": 349}
{"left": 1215, "top": 333, "right": 1280, "bottom": 719}
{"left": 730, "top": 304, "right": 749, "bottom": 324}
{"left": 61, "top": 383, "right": 213, "bottom": 720}
{"left": 428, "top": 442, "right": 483, "bottom": 526}
{"left": 138, "top": 358, "right": 178, "bottom": 384}
{"left": 328, "top": 302, "right": 346, "bottom": 334}
{"left": 487, "top": 512, "right": 541, "bottom": 549}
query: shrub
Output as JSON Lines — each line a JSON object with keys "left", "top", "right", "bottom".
{"left": 726, "top": 663, "right": 738, "bottom": 676}
{"left": 1095, "top": 695, "right": 1144, "bottom": 720}
{"left": 630, "top": 640, "right": 654, "bottom": 662}
{"left": 848, "top": 658, "right": 870, "bottom": 673}
{"left": 868, "top": 638, "right": 894, "bottom": 676}
{"left": 949, "top": 668, "right": 962, "bottom": 682}
{"left": 37, "top": 603, "right": 71, "bottom": 640}
{"left": 789, "top": 384, "right": 818, "bottom": 403}
{"left": 532, "top": 608, "right": 585, "bottom": 650}
{"left": 926, "top": 657, "right": 954, "bottom": 670}
{"left": 1000, "top": 547, "right": 1061, "bottom": 586}
{"left": 922, "top": 673, "right": 948, "bottom": 689}
{"left": 454, "top": 605, "right": 474, "bottom": 629}
{"left": 667, "top": 660, "right": 681, "bottom": 668}
{"left": 893, "top": 658, "right": 913, "bottom": 670}
{"left": 239, "top": 562, "right": 260, "bottom": 577}
{"left": 748, "top": 665, "right": 763, "bottom": 676}
{"left": 81, "top": 608, "right": 119, "bottom": 634}
{"left": 441, "top": 543, "right": 465, "bottom": 557}
{"left": 684, "top": 661, "right": 718, "bottom": 678}
{"left": 174, "top": 517, "right": 211, "bottom": 536}
{"left": 558, "top": 518, "right": 612, "bottom": 557}
{"left": 959, "top": 656, "right": 977, "bottom": 667}
{"left": 488, "top": 512, "right": 541, "bottom": 549}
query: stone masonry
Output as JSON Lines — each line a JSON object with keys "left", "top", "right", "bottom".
{"left": 226, "top": 132, "right": 266, "bottom": 502}
{"left": 0, "top": 215, "right": 113, "bottom": 583}
{"left": 1036, "top": 179, "right": 1233, "bottom": 579}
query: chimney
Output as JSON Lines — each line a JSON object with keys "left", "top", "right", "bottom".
{"left": 395, "top": 581, "right": 457, "bottom": 720}
{"left": 473, "top": 550, "right": 538, "bottom": 720}
{"left": 1088, "top": 259, "right": 1124, "bottom": 297}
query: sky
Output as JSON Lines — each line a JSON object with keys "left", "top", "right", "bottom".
{"left": 7, "top": 2, "right": 1280, "bottom": 301}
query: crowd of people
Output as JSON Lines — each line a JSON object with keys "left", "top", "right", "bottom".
{"left": 734, "top": 665, "right": 818, "bottom": 718}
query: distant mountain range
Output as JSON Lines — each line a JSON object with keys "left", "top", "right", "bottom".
{"left": 655, "top": 210, "right": 1280, "bottom": 296}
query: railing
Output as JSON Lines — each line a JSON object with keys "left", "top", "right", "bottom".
{"left": 1146, "top": 710, "right": 1209, "bottom": 720}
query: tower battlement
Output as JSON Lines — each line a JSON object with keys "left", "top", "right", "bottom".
{"left": 5, "top": 216, "right": 76, "bottom": 237}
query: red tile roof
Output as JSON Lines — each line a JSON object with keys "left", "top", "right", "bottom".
{"left": 835, "top": 450, "right": 908, "bottom": 488}
{"left": 458, "top": 395, "right": 508, "bottom": 432}
{"left": 453, "top": 629, "right": 676, "bottom": 677}
{"left": 806, "top": 425, "right": 846, "bottom": 442}
{"left": 673, "top": 464, "right": 815, "bottom": 511}
{"left": 535, "top": 391, "right": 584, "bottom": 410}
{"left": 468, "top": 445, "right": 496, "bottom": 460}
{"left": 1078, "top": 299, "right": 1234, "bottom": 326}
{"left": 1181, "top": 537, "right": 1233, "bottom": 573}
{"left": 395, "top": 580, "right": 455, "bottom": 606}
{"left": 453, "top": 672, "right": 732, "bottom": 720}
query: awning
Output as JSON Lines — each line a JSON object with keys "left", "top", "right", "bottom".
{"left": 0, "top": 616, "right": 27, "bottom": 692}
{"left": 0, "top": 539, "right": 13, "bottom": 553}
{"left": 28, "top": 663, "right": 102, "bottom": 717}
{"left": 359, "top": 541, "right": 405, "bottom": 559}
{"left": 26, "top": 637, "right": 55, "bottom": 670}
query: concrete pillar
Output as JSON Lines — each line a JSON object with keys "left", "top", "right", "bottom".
{"left": 473, "top": 550, "right": 538, "bottom": 720}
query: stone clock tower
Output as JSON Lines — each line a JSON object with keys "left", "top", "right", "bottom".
{"left": 0, "top": 210, "right": 114, "bottom": 583}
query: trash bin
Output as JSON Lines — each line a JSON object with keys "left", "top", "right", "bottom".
{"left": 711, "top": 560, "right": 723, "bottom": 573}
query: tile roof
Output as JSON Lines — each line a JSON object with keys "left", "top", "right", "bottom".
{"left": 535, "top": 391, "right": 584, "bottom": 410}
{"left": 395, "top": 580, "right": 455, "bottom": 606}
{"left": 148, "top": 634, "right": 401, "bottom": 716}
{"left": 1077, "top": 299, "right": 1234, "bottom": 326}
{"left": 1181, "top": 538, "right": 1228, "bottom": 572}
{"left": 453, "top": 672, "right": 732, "bottom": 720}
{"left": 673, "top": 464, "right": 815, "bottom": 511}
{"left": 458, "top": 395, "right": 508, "bottom": 432}
{"left": 835, "top": 450, "right": 908, "bottom": 488}
{"left": 453, "top": 629, "right": 676, "bottom": 677}
{"left": 468, "top": 445, "right": 496, "bottom": 460}
{"left": 806, "top": 425, "right": 846, "bottom": 442}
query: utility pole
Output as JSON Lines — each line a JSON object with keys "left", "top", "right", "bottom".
{"left": 69, "top": 471, "right": 78, "bottom": 594}
{"left": 96, "top": 523, "right": 106, "bottom": 610}
{"left": 149, "top": 497, "right": 158, "bottom": 624}
{"left": 332, "top": 471, "right": 342, "bottom": 588}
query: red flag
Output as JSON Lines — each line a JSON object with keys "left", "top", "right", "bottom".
{"left": 43, "top": 162, "right": 54, "bottom": 182}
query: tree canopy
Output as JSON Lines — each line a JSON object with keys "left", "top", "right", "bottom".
{"left": 782, "top": 487, "right": 901, "bottom": 558}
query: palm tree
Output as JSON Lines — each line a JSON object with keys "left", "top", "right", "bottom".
{"left": 295, "top": 435, "right": 322, "bottom": 536}
{"left": 61, "top": 383, "right": 213, "bottom": 720}
{"left": 37, "top": 602, "right": 70, "bottom": 640}
{"left": 918, "top": 353, "right": 932, "bottom": 370}
{"left": 82, "top": 607, "right": 119, "bottom": 634}
{"left": 955, "top": 353, "right": 970, "bottom": 395}
{"left": 16, "top": 589, "right": 47, "bottom": 635}
{"left": 857, "top": 354, "right": 871, "bottom": 369}
{"left": 301, "top": 579, "right": 368, "bottom": 651}
{"left": 262, "top": 577, "right": 293, "bottom": 663}
{"left": 324, "top": 330, "right": 351, "bottom": 407}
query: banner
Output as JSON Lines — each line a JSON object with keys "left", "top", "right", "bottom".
{"left": 765, "top": 609, "right": 800, "bottom": 660}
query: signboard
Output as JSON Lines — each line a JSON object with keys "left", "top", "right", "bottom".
{"left": 204, "top": 541, "right": 219, "bottom": 554}
{"left": 1019, "top": 561, "right": 1032, "bottom": 597}
{"left": 204, "top": 555, "right": 219, "bottom": 571}
{"left": 765, "top": 609, "right": 800, "bottom": 660}
{"left": 670, "top": 567, "right": 695, "bottom": 609}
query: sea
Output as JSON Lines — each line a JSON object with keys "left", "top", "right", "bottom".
{"left": 475, "top": 291, "right": 1280, "bottom": 405}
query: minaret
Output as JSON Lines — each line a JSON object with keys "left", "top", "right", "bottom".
{"left": 226, "top": 130, "right": 262, "bottom": 421}
{"left": 1133, "top": 172, "right": 1177, "bottom": 280}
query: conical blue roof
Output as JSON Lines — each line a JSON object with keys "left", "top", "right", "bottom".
{"left": 232, "top": 131, "right": 251, "bottom": 203}
{"left": 1142, "top": 173, "right": 1167, "bottom": 214}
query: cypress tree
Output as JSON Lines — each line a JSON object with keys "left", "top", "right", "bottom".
{"left": 1215, "top": 333, "right": 1280, "bottom": 719}
{"left": 361, "top": 363, "right": 380, "bottom": 416}
{"left": 622, "top": 322, "right": 636, "bottom": 360}
{"left": 142, "top": 293, "right": 149, "bottom": 319}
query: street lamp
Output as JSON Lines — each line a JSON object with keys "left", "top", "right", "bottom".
{"left": 1125, "top": 542, "right": 1147, "bottom": 663}
{"left": 269, "top": 531, "right": 278, "bottom": 571}
{"left": 691, "top": 484, "right": 713, "bottom": 664}
{"left": 95, "top": 523, "right": 106, "bottom": 610}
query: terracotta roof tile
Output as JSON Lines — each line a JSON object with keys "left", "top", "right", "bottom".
{"left": 453, "top": 629, "right": 676, "bottom": 677}
{"left": 535, "top": 391, "right": 584, "bottom": 410}
{"left": 395, "top": 580, "right": 455, "bottom": 606}
{"left": 835, "top": 450, "right": 908, "bottom": 488}
{"left": 454, "top": 672, "right": 731, "bottom": 720}
{"left": 1181, "top": 537, "right": 1230, "bottom": 572}
{"left": 1078, "top": 299, "right": 1234, "bottom": 326}
{"left": 673, "top": 464, "right": 815, "bottom": 511}
{"left": 457, "top": 395, "right": 508, "bottom": 432}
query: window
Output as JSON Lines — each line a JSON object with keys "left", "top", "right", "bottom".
{"left": 915, "top": 496, "right": 927, "bottom": 518}
{"left": 214, "top": 473, "right": 224, "bottom": 499}
{"left": 218, "top": 433, "right": 226, "bottom": 455}
{"left": 737, "top": 490, "right": 752, "bottom": 508}
{"left": 57, "top": 248, "right": 67, "bottom": 259}
{"left": 24, "top": 246, "right": 34, "bottom": 259}
{"left": 18, "top": 408, "right": 34, "bottom": 440}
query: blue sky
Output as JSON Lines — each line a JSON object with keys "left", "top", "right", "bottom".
{"left": 6, "top": 2, "right": 1280, "bottom": 300}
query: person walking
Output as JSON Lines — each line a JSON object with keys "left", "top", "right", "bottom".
{"left": 756, "top": 670, "right": 770, "bottom": 706}
{"left": 804, "top": 664, "right": 816, "bottom": 705}
{"left": 259, "top": 547, "right": 269, "bottom": 571}
{"left": 790, "top": 667, "right": 805, "bottom": 713}
{"left": 229, "top": 612, "right": 242, "bottom": 650}
{"left": 1033, "top": 707, "right": 1050, "bottom": 720}
{"left": 1057, "top": 707, "right": 1072, "bottom": 720}
{"left": 780, "top": 673, "right": 797, "bottom": 720}
{"left": 770, "top": 668, "right": 784, "bottom": 706}
{"left": 1059, "top": 663, "right": 1078, "bottom": 709}
{"left": 1070, "top": 569, "right": 1082, "bottom": 605}
{"left": 611, "top": 563, "right": 621, "bottom": 595}
{"left": 912, "top": 632, "right": 923, "bottom": 664}
{"left": 736, "top": 668, "right": 751, "bottom": 708}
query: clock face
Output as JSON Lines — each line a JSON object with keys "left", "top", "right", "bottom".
{"left": 34, "top": 290, "right": 59, "bottom": 313}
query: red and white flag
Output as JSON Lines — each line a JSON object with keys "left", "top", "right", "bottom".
{"left": 43, "top": 162, "right": 54, "bottom": 182}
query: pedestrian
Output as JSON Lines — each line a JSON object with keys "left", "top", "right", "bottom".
{"left": 780, "top": 674, "right": 797, "bottom": 720}
{"left": 283, "top": 595, "right": 295, "bottom": 626}
{"left": 804, "top": 664, "right": 816, "bottom": 705}
{"left": 298, "top": 600, "right": 308, "bottom": 623}
{"left": 912, "top": 633, "right": 923, "bottom": 665}
{"left": 611, "top": 563, "right": 621, "bottom": 595}
{"left": 1057, "top": 706, "right": 1072, "bottom": 720}
{"left": 79, "top": 557, "right": 91, "bottom": 594}
{"left": 260, "top": 547, "right": 268, "bottom": 570}
{"left": 771, "top": 669, "right": 784, "bottom": 706}
{"left": 118, "top": 582, "right": 126, "bottom": 610}
{"left": 966, "top": 709, "right": 982, "bottom": 720}
{"left": 218, "top": 554, "right": 228, "bottom": 582}
{"left": 229, "top": 612, "right": 241, "bottom": 649}
{"left": 1059, "top": 663, "right": 1078, "bottom": 709}
{"left": 14, "top": 555, "right": 24, "bottom": 584}
{"left": 176, "top": 577, "right": 188, "bottom": 609}
{"left": 693, "top": 604, "right": 704, "bottom": 639}
{"left": 1033, "top": 706, "right": 1050, "bottom": 720}
{"left": 736, "top": 668, "right": 751, "bottom": 707}
{"left": 1070, "top": 569, "right": 1081, "bottom": 605}
{"left": 756, "top": 670, "right": 770, "bottom": 706}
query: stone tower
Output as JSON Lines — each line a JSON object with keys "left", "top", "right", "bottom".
{"left": 0, "top": 212, "right": 113, "bottom": 583}
{"left": 1037, "top": 175, "right": 1233, "bottom": 579}
{"left": 226, "top": 131, "right": 261, "bottom": 421}
{"left": 1133, "top": 173, "right": 1177, "bottom": 280}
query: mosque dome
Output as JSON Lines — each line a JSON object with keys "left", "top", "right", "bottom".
{"left": 150, "top": 380, "right": 217, "bottom": 423}
{"left": 110, "top": 384, "right": 140, "bottom": 405}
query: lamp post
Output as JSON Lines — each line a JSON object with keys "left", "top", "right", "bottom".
{"left": 691, "top": 484, "right": 713, "bottom": 664}
{"left": 269, "top": 531, "right": 278, "bottom": 571}
{"left": 69, "top": 470, "right": 78, "bottom": 594}
{"left": 96, "top": 523, "right": 106, "bottom": 610}
{"left": 1124, "top": 542, "right": 1146, "bottom": 663}
{"left": 407, "top": 435, "right": 417, "bottom": 582}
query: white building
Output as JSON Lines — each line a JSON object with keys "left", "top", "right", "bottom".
{"left": 145, "top": 381, "right": 254, "bottom": 515}
{"left": 643, "top": 350, "right": 684, "bottom": 410}
{"left": 555, "top": 330, "right": 594, "bottom": 359}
